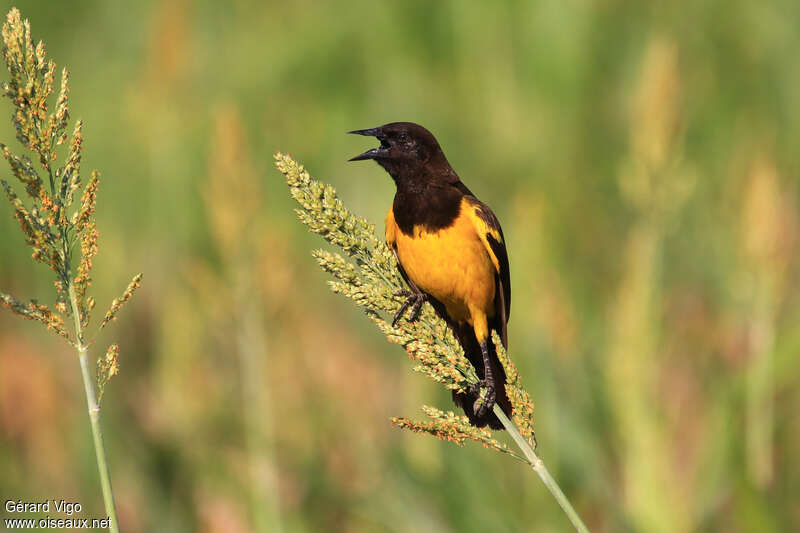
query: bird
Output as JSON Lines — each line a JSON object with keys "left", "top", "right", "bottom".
{"left": 349, "top": 122, "right": 512, "bottom": 429}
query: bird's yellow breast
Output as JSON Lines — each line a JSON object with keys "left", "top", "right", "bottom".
{"left": 387, "top": 198, "right": 496, "bottom": 328}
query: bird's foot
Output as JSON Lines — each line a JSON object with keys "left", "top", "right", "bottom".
{"left": 391, "top": 289, "right": 427, "bottom": 327}
{"left": 469, "top": 379, "right": 496, "bottom": 419}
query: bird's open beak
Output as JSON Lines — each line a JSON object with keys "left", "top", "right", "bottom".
{"left": 348, "top": 128, "right": 388, "bottom": 161}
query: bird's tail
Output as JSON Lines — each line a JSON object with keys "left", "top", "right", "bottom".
{"left": 450, "top": 323, "right": 513, "bottom": 430}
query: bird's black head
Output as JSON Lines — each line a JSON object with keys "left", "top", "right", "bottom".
{"left": 348, "top": 122, "right": 448, "bottom": 182}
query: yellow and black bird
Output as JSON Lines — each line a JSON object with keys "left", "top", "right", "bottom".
{"left": 349, "top": 122, "right": 512, "bottom": 429}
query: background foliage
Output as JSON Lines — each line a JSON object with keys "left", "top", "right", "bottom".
{"left": 1, "top": 1, "right": 799, "bottom": 531}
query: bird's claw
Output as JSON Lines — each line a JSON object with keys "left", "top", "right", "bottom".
{"left": 470, "top": 379, "right": 496, "bottom": 419}
{"left": 391, "top": 290, "right": 427, "bottom": 327}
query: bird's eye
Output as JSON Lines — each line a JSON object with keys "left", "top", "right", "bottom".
{"left": 398, "top": 133, "right": 409, "bottom": 143}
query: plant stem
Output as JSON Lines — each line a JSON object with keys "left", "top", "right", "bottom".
{"left": 746, "top": 288, "right": 775, "bottom": 487}
{"left": 68, "top": 282, "right": 120, "bottom": 533}
{"left": 493, "top": 405, "right": 590, "bottom": 533}
{"left": 235, "top": 280, "right": 282, "bottom": 532}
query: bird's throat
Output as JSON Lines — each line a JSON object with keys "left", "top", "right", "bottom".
{"left": 393, "top": 183, "right": 463, "bottom": 236}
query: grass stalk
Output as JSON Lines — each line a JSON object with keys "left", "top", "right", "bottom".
{"left": 236, "top": 296, "right": 282, "bottom": 532}
{"left": 745, "top": 292, "right": 775, "bottom": 487}
{"left": 1, "top": 9, "right": 142, "bottom": 526}
{"left": 493, "top": 406, "right": 590, "bottom": 533}
{"left": 275, "top": 153, "right": 591, "bottom": 532}
{"left": 68, "top": 282, "right": 120, "bottom": 533}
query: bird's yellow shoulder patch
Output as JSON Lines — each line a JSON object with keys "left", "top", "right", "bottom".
{"left": 462, "top": 197, "right": 502, "bottom": 273}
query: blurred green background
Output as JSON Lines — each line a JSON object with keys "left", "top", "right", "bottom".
{"left": 1, "top": 1, "right": 799, "bottom": 531}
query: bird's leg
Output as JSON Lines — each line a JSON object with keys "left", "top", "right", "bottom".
{"left": 391, "top": 287, "right": 428, "bottom": 327}
{"left": 472, "top": 339, "right": 496, "bottom": 419}
{"left": 391, "top": 290, "right": 414, "bottom": 326}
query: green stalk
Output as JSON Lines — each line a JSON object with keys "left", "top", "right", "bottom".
{"left": 235, "top": 281, "right": 282, "bottom": 532}
{"left": 745, "top": 289, "right": 775, "bottom": 487}
{"left": 68, "top": 282, "right": 121, "bottom": 533}
{"left": 493, "top": 405, "right": 590, "bottom": 533}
